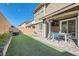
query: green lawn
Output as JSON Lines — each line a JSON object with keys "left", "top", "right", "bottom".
{"left": 6, "top": 34, "right": 74, "bottom": 56}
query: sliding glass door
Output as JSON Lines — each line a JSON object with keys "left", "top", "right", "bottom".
{"left": 68, "top": 20, "right": 75, "bottom": 37}
{"left": 60, "top": 18, "right": 76, "bottom": 38}
{"left": 62, "top": 21, "right": 67, "bottom": 33}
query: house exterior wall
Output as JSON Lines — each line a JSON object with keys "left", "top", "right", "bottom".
{"left": 35, "top": 23, "right": 43, "bottom": 36}
{"left": 18, "top": 23, "right": 35, "bottom": 35}
{"left": 45, "top": 4, "right": 79, "bottom": 45}
{"left": 33, "top": 3, "right": 79, "bottom": 39}
{"left": 34, "top": 6, "right": 45, "bottom": 22}
{"left": 33, "top": 3, "right": 79, "bottom": 46}
{"left": 0, "top": 13, "right": 11, "bottom": 34}
{"left": 51, "top": 26, "right": 60, "bottom": 32}
{"left": 34, "top": 4, "right": 45, "bottom": 36}
{"left": 45, "top": 3, "right": 79, "bottom": 38}
{"left": 33, "top": 3, "right": 74, "bottom": 38}
{"left": 18, "top": 23, "right": 26, "bottom": 34}
{"left": 45, "top": 3, "right": 72, "bottom": 16}
{"left": 42, "top": 22, "right": 47, "bottom": 37}
{"left": 20, "top": 23, "right": 26, "bottom": 28}
{"left": 24, "top": 26, "right": 35, "bottom": 35}
{"left": 45, "top": 3, "right": 70, "bottom": 37}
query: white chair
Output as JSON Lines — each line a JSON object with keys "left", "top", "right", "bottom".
{"left": 66, "top": 32, "right": 75, "bottom": 43}
{"left": 47, "top": 33, "right": 53, "bottom": 40}
{"left": 51, "top": 32, "right": 62, "bottom": 42}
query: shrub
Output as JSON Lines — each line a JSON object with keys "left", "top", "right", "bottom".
{"left": 0, "top": 32, "right": 9, "bottom": 46}
{"left": 0, "top": 32, "right": 8, "bottom": 39}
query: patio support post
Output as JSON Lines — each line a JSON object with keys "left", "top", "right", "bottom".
{"left": 78, "top": 13, "right": 79, "bottom": 46}
{"left": 60, "top": 21, "right": 62, "bottom": 33}
{"left": 48, "top": 21, "right": 51, "bottom": 35}
{"left": 65, "top": 21, "right": 68, "bottom": 43}
{"left": 65, "top": 35, "right": 67, "bottom": 43}
{"left": 42, "top": 22, "right": 46, "bottom": 38}
{"left": 48, "top": 20, "right": 53, "bottom": 39}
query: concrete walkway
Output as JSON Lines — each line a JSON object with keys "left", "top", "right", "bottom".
{"left": 31, "top": 34, "right": 79, "bottom": 56}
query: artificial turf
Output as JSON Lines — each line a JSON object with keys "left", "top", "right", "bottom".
{"left": 6, "top": 34, "right": 74, "bottom": 56}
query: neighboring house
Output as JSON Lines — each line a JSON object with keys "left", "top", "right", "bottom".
{"left": 25, "top": 20, "right": 35, "bottom": 35}
{"left": 18, "top": 20, "right": 35, "bottom": 35}
{"left": 0, "top": 12, "right": 11, "bottom": 34}
{"left": 33, "top": 3, "right": 79, "bottom": 46}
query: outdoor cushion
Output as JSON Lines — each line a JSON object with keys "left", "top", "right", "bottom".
{"left": 51, "top": 32, "right": 59, "bottom": 39}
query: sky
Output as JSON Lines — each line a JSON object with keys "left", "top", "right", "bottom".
{"left": 0, "top": 3, "right": 38, "bottom": 27}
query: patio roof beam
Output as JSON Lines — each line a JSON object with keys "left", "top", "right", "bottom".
{"left": 46, "top": 10, "right": 78, "bottom": 21}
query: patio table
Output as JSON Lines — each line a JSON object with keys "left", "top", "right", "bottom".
{"left": 51, "top": 32, "right": 71, "bottom": 43}
{"left": 51, "top": 32, "right": 62, "bottom": 42}
{"left": 59, "top": 33, "right": 68, "bottom": 43}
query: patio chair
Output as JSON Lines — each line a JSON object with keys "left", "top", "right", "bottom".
{"left": 47, "top": 33, "right": 53, "bottom": 40}
{"left": 66, "top": 32, "right": 75, "bottom": 43}
{"left": 51, "top": 32, "right": 63, "bottom": 43}
{"left": 47, "top": 32, "right": 65, "bottom": 43}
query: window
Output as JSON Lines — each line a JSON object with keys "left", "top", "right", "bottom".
{"left": 62, "top": 21, "right": 67, "bottom": 33}
{"left": 39, "top": 23, "right": 42, "bottom": 30}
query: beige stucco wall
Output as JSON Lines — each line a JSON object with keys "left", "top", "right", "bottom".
{"left": 34, "top": 6, "right": 45, "bottom": 22}
{"left": 35, "top": 24, "right": 39, "bottom": 33}
{"left": 45, "top": 3, "right": 72, "bottom": 15}
{"left": 35, "top": 23, "right": 42, "bottom": 35}
{"left": 20, "top": 23, "right": 26, "bottom": 28}
{"left": 42, "top": 22, "right": 47, "bottom": 37}
{"left": 51, "top": 26, "right": 60, "bottom": 32}
{"left": 18, "top": 24, "right": 35, "bottom": 35}
{"left": 34, "top": 5, "right": 45, "bottom": 37}
{"left": 34, "top": 3, "right": 75, "bottom": 38}
{"left": 24, "top": 27, "right": 35, "bottom": 35}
